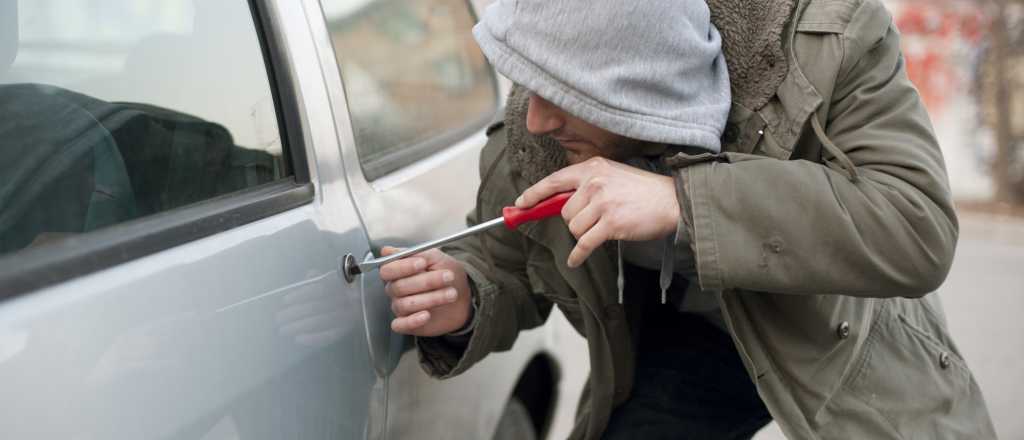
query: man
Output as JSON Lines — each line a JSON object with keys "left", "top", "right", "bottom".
{"left": 381, "top": 0, "right": 996, "bottom": 439}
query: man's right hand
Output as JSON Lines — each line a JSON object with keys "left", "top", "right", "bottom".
{"left": 379, "top": 246, "right": 473, "bottom": 337}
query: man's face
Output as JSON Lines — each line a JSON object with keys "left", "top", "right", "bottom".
{"left": 525, "top": 93, "right": 640, "bottom": 164}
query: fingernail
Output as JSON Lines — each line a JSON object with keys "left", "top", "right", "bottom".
{"left": 515, "top": 196, "right": 524, "bottom": 207}
{"left": 442, "top": 271, "right": 454, "bottom": 283}
{"left": 445, "top": 288, "right": 458, "bottom": 301}
{"left": 414, "top": 259, "right": 426, "bottom": 270}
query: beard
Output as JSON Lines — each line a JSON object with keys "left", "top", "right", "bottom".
{"left": 505, "top": 85, "right": 664, "bottom": 185}
{"left": 505, "top": 85, "right": 569, "bottom": 185}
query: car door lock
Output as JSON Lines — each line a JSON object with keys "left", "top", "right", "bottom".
{"left": 342, "top": 253, "right": 359, "bottom": 283}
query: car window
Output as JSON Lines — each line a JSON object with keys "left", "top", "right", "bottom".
{"left": 324, "top": 0, "right": 498, "bottom": 180}
{"left": 0, "top": 0, "right": 288, "bottom": 257}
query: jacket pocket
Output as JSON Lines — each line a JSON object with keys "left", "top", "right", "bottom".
{"left": 895, "top": 312, "right": 968, "bottom": 371}
{"left": 842, "top": 300, "right": 970, "bottom": 433}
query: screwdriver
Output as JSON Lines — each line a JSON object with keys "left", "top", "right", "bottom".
{"left": 350, "top": 191, "right": 575, "bottom": 275}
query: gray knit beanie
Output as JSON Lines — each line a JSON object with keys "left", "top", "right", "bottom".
{"left": 473, "top": 0, "right": 731, "bottom": 152}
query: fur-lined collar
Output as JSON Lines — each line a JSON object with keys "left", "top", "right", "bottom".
{"left": 708, "top": 0, "right": 797, "bottom": 111}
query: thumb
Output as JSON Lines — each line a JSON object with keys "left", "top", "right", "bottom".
{"left": 381, "top": 246, "right": 403, "bottom": 256}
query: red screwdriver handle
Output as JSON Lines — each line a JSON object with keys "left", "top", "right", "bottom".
{"left": 501, "top": 191, "right": 575, "bottom": 230}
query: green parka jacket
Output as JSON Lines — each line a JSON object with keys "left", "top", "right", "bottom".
{"left": 418, "top": 0, "right": 997, "bottom": 438}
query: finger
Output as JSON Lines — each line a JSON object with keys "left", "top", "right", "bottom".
{"left": 413, "top": 248, "right": 448, "bottom": 267}
{"left": 391, "top": 287, "right": 459, "bottom": 316}
{"left": 515, "top": 163, "right": 589, "bottom": 208}
{"left": 560, "top": 184, "right": 593, "bottom": 223}
{"left": 385, "top": 269, "right": 456, "bottom": 298}
{"left": 379, "top": 256, "right": 427, "bottom": 281}
{"left": 567, "top": 203, "right": 601, "bottom": 240}
{"left": 391, "top": 310, "right": 431, "bottom": 334}
{"left": 381, "top": 246, "right": 403, "bottom": 256}
{"left": 568, "top": 220, "right": 611, "bottom": 268}
{"left": 382, "top": 245, "right": 450, "bottom": 276}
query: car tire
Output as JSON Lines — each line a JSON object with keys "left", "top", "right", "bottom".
{"left": 492, "top": 397, "right": 537, "bottom": 440}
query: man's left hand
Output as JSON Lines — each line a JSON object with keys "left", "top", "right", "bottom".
{"left": 515, "top": 157, "right": 680, "bottom": 268}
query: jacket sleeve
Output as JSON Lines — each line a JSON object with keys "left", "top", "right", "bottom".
{"left": 416, "top": 128, "right": 554, "bottom": 379}
{"left": 671, "top": 3, "right": 957, "bottom": 298}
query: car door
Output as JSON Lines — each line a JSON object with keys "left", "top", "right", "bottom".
{"left": 0, "top": 1, "right": 383, "bottom": 439}
{"left": 314, "top": 0, "right": 501, "bottom": 376}
{"left": 300, "top": 0, "right": 563, "bottom": 438}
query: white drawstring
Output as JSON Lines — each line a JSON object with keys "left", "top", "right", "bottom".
{"left": 617, "top": 240, "right": 625, "bottom": 304}
{"left": 659, "top": 232, "right": 675, "bottom": 304}
{"left": 811, "top": 112, "right": 859, "bottom": 182}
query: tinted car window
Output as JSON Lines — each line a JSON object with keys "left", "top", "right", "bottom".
{"left": 0, "top": 0, "right": 287, "bottom": 256}
{"left": 324, "top": 0, "right": 498, "bottom": 180}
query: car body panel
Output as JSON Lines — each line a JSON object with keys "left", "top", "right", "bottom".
{"left": 0, "top": 0, "right": 381, "bottom": 438}
{"left": 0, "top": 207, "right": 377, "bottom": 439}
{"left": 0, "top": 0, "right": 585, "bottom": 439}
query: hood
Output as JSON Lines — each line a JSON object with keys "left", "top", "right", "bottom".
{"left": 474, "top": 0, "right": 731, "bottom": 152}
{"left": 494, "top": 0, "right": 798, "bottom": 185}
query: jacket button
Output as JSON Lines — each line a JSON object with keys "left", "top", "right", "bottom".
{"left": 939, "top": 352, "right": 951, "bottom": 369}
{"left": 604, "top": 304, "right": 625, "bottom": 321}
{"left": 836, "top": 321, "right": 851, "bottom": 339}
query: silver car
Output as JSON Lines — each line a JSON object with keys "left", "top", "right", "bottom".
{"left": 0, "top": 0, "right": 583, "bottom": 438}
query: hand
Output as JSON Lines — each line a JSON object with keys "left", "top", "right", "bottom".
{"left": 379, "top": 246, "right": 473, "bottom": 337}
{"left": 515, "top": 157, "right": 680, "bottom": 268}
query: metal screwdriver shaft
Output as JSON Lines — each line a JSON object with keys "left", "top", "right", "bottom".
{"left": 352, "top": 192, "right": 575, "bottom": 275}
{"left": 355, "top": 218, "right": 505, "bottom": 274}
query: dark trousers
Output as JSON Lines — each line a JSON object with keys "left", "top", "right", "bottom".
{"left": 602, "top": 298, "right": 772, "bottom": 439}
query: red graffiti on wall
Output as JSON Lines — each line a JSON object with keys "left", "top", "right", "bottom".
{"left": 893, "top": 3, "right": 986, "bottom": 113}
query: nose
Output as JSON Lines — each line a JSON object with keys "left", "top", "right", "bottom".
{"left": 526, "top": 93, "right": 565, "bottom": 135}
